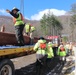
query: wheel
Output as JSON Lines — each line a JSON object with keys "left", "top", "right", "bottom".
{"left": 0, "top": 59, "right": 15, "bottom": 75}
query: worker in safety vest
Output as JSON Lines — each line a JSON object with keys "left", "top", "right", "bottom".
{"left": 6, "top": 7, "right": 25, "bottom": 46}
{"left": 47, "top": 42, "right": 54, "bottom": 59}
{"left": 57, "top": 43, "right": 66, "bottom": 64}
{"left": 25, "top": 23, "right": 35, "bottom": 44}
{"left": 33, "top": 37, "right": 47, "bottom": 75}
{"left": 46, "top": 42, "right": 54, "bottom": 71}
{"left": 30, "top": 24, "right": 35, "bottom": 45}
{"left": 25, "top": 23, "right": 35, "bottom": 35}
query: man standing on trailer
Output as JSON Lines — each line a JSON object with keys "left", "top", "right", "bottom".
{"left": 6, "top": 7, "right": 25, "bottom": 46}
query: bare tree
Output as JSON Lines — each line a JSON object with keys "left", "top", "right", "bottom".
{"left": 70, "top": 3, "right": 76, "bottom": 41}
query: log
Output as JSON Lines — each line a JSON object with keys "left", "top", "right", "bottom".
{"left": 0, "top": 32, "right": 38, "bottom": 45}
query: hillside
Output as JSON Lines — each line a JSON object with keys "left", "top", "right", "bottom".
{"left": 0, "top": 15, "right": 76, "bottom": 41}
{"left": 0, "top": 15, "right": 41, "bottom": 37}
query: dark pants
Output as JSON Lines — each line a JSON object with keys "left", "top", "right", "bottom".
{"left": 46, "top": 58, "right": 52, "bottom": 69}
{"left": 69, "top": 49, "right": 72, "bottom": 55}
{"left": 34, "top": 55, "right": 47, "bottom": 75}
{"left": 66, "top": 49, "right": 69, "bottom": 56}
{"left": 15, "top": 24, "right": 25, "bottom": 46}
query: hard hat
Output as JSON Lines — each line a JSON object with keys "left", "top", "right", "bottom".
{"left": 48, "top": 42, "right": 52, "bottom": 45}
{"left": 39, "top": 37, "right": 45, "bottom": 40}
{"left": 12, "top": 7, "right": 19, "bottom": 12}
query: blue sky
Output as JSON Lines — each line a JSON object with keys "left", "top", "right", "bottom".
{"left": 0, "top": 0, "right": 76, "bottom": 20}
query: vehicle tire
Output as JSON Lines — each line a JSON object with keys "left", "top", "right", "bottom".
{"left": 0, "top": 59, "right": 15, "bottom": 75}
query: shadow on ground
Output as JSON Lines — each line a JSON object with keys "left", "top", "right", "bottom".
{"left": 15, "top": 63, "right": 35, "bottom": 75}
{"left": 15, "top": 57, "right": 66, "bottom": 75}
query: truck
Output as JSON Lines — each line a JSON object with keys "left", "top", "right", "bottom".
{"left": 0, "top": 32, "right": 38, "bottom": 75}
{"left": 0, "top": 32, "right": 58, "bottom": 75}
{"left": 0, "top": 45, "right": 35, "bottom": 75}
{"left": 46, "top": 35, "right": 61, "bottom": 56}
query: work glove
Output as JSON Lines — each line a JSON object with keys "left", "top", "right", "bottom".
{"left": 6, "top": 9, "right": 10, "bottom": 13}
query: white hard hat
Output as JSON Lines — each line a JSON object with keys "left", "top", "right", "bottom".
{"left": 12, "top": 7, "right": 19, "bottom": 12}
{"left": 48, "top": 42, "right": 52, "bottom": 44}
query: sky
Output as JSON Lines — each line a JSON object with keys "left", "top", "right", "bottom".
{"left": 0, "top": 0, "right": 76, "bottom": 20}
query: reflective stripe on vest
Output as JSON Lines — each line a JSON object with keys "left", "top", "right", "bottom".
{"left": 13, "top": 13, "right": 24, "bottom": 26}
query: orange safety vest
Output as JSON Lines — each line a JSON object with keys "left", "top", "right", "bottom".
{"left": 13, "top": 13, "right": 24, "bottom": 24}
{"left": 60, "top": 47, "right": 65, "bottom": 51}
{"left": 39, "top": 43, "right": 46, "bottom": 49}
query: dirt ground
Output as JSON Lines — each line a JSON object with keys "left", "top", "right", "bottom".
{"left": 11, "top": 54, "right": 75, "bottom": 75}
{"left": 11, "top": 54, "right": 36, "bottom": 75}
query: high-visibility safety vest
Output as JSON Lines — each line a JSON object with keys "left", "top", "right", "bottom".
{"left": 30, "top": 26, "right": 35, "bottom": 32}
{"left": 34, "top": 39, "right": 47, "bottom": 55}
{"left": 13, "top": 13, "right": 24, "bottom": 26}
{"left": 57, "top": 46, "right": 66, "bottom": 56}
{"left": 25, "top": 24, "right": 35, "bottom": 33}
{"left": 25, "top": 24, "right": 31, "bottom": 33}
{"left": 46, "top": 44, "right": 54, "bottom": 58}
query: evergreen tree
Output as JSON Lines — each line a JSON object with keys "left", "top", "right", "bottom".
{"left": 40, "top": 12, "right": 63, "bottom": 36}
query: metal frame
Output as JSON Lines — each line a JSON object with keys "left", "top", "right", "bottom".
{"left": 0, "top": 45, "right": 34, "bottom": 57}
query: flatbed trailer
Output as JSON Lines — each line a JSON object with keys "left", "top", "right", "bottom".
{"left": 0, "top": 45, "right": 35, "bottom": 75}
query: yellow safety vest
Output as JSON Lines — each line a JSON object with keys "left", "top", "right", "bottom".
{"left": 13, "top": 13, "right": 24, "bottom": 26}
{"left": 25, "top": 24, "right": 30, "bottom": 33}
{"left": 30, "top": 26, "right": 35, "bottom": 32}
